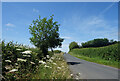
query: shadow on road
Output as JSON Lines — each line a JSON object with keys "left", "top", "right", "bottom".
{"left": 67, "top": 62, "right": 81, "bottom": 65}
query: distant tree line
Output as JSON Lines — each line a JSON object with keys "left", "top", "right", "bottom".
{"left": 69, "top": 38, "right": 118, "bottom": 51}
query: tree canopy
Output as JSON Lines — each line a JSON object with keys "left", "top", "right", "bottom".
{"left": 81, "top": 38, "right": 117, "bottom": 48}
{"left": 69, "top": 41, "right": 79, "bottom": 51}
{"left": 29, "top": 15, "right": 64, "bottom": 56}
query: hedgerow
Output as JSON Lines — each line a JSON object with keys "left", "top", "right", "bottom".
{"left": 69, "top": 44, "right": 119, "bottom": 62}
{"left": 1, "top": 40, "right": 53, "bottom": 80}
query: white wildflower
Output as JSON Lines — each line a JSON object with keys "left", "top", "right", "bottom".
{"left": 57, "top": 67, "right": 61, "bottom": 69}
{"left": 46, "top": 55, "right": 50, "bottom": 58}
{"left": 71, "top": 74, "right": 73, "bottom": 76}
{"left": 53, "top": 63, "right": 57, "bottom": 65}
{"left": 15, "top": 46, "right": 18, "bottom": 47}
{"left": 23, "top": 55, "right": 31, "bottom": 57}
{"left": 20, "top": 46, "right": 23, "bottom": 48}
{"left": 9, "top": 69, "right": 18, "bottom": 72}
{"left": 76, "top": 77, "right": 79, "bottom": 80}
{"left": 62, "top": 66, "right": 64, "bottom": 68}
{"left": 15, "top": 63, "right": 18, "bottom": 66}
{"left": 5, "top": 66, "right": 11, "bottom": 70}
{"left": 30, "top": 62, "right": 35, "bottom": 65}
{"left": 21, "top": 50, "right": 32, "bottom": 54}
{"left": 43, "top": 57, "right": 46, "bottom": 59}
{"left": 48, "top": 59, "right": 53, "bottom": 62}
{"left": 51, "top": 57, "right": 54, "bottom": 60}
{"left": 17, "top": 58, "right": 27, "bottom": 62}
{"left": 5, "top": 60, "right": 11, "bottom": 63}
{"left": 78, "top": 73, "right": 81, "bottom": 75}
{"left": 39, "top": 60, "right": 46, "bottom": 64}
{"left": 44, "top": 65, "right": 50, "bottom": 68}
{"left": 16, "top": 49, "right": 21, "bottom": 51}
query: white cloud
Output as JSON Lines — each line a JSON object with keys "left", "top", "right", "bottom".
{"left": 62, "top": 15, "right": 117, "bottom": 39}
{"left": 5, "top": 23, "right": 15, "bottom": 27}
{"left": 33, "top": 8, "right": 39, "bottom": 13}
{"left": 61, "top": 36, "right": 71, "bottom": 39}
{"left": 85, "top": 16, "right": 118, "bottom": 38}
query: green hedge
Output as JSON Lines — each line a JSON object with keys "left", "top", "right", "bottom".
{"left": 69, "top": 44, "right": 119, "bottom": 62}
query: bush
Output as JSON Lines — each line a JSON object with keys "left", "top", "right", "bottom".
{"left": 48, "top": 51, "right": 54, "bottom": 57}
{"left": 69, "top": 42, "right": 79, "bottom": 51}
{"left": 54, "top": 50, "right": 61, "bottom": 53}
{"left": 30, "top": 48, "right": 44, "bottom": 60}
{"left": 1, "top": 40, "right": 41, "bottom": 80}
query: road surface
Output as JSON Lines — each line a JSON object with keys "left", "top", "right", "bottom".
{"left": 64, "top": 53, "right": 119, "bottom": 80}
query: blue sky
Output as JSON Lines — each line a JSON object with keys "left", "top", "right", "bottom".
{"left": 2, "top": 2, "right": 118, "bottom": 52}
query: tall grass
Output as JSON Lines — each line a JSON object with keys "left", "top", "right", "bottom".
{"left": 32, "top": 54, "right": 71, "bottom": 79}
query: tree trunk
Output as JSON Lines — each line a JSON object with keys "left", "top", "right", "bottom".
{"left": 51, "top": 48, "right": 53, "bottom": 52}
{"left": 41, "top": 47, "right": 48, "bottom": 57}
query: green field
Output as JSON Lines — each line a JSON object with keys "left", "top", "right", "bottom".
{"left": 69, "top": 44, "right": 119, "bottom": 68}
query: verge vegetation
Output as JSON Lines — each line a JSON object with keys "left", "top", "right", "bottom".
{"left": 1, "top": 41, "right": 71, "bottom": 80}
{"left": 32, "top": 53, "right": 71, "bottom": 79}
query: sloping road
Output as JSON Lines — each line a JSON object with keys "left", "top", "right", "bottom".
{"left": 64, "top": 53, "right": 119, "bottom": 80}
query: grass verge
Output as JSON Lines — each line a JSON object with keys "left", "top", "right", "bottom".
{"left": 32, "top": 53, "right": 71, "bottom": 79}
{"left": 69, "top": 52, "right": 119, "bottom": 69}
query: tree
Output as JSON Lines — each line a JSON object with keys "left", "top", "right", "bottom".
{"left": 69, "top": 41, "right": 79, "bottom": 51}
{"left": 81, "top": 38, "right": 110, "bottom": 48}
{"left": 29, "top": 15, "right": 64, "bottom": 57}
{"left": 109, "top": 39, "right": 117, "bottom": 45}
{"left": 93, "top": 38, "right": 109, "bottom": 47}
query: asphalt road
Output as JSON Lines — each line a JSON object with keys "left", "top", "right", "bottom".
{"left": 63, "top": 53, "right": 119, "bottom": 79}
